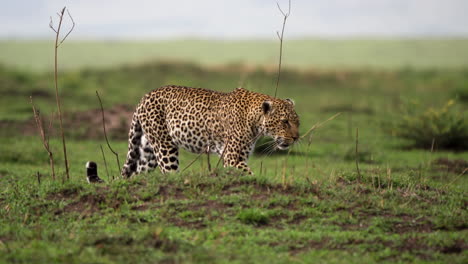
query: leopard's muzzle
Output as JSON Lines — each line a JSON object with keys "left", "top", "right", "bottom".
{"left": 275, "top": 136, "right": 299, "bottom": 150}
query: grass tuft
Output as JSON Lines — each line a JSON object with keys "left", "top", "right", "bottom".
{"left": 237, "top": 208, "right": 270, "bottom": 226}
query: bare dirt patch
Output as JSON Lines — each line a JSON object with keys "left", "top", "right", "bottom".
{"left": 0, "top": 104, "right": 134, "bottom": 140}
{"left": 170, "top": 217, "right": 208, "bottom": 229}
{"left": 131, "top": 204, "right": 150, "bottom": 211}
{"left": 46, "top": 186, "right": 117, "bottom": 216}
{"left": 192, "top": 200, "right": 230, "bottom": 212}
{"left": 432, "top": 158, "right": 468, "bottom": 174}
{"left": 220, "top": 181, "right": 319, "bottom": 197}
{"left": 288, "top": 236, "right": 467, "bottom": 259}
{"left": 4, "top": 89, "right": 53, "bottom": 98}
{"left": 62, "top": 193, "right": 107, "bottom": 215}
{"left": 394, "top": 237, "right": 468, "bottom": 260}
{"left": 157, "top": 185, "right": 187, "bottom": 201}
{"left": 46, "top": 186, "right": 83, "bottom": 200}
{"left": 169, "top": 200, "right": 233, "bottom": 229}
{"left": 67, "top": 104, "right": 134, "bottom": 139}
{"left": 391, "top": 215, "right": 435, "bottom": 233}
{"left": 91, "top": 234, "right": 181, "bottom": 253}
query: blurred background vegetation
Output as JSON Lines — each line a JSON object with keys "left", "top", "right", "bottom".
{"left": 0, "top": 40, "right": 467, "bottom": 151}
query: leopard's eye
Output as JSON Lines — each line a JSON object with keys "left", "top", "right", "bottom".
{"left": 281, "top": 119, "right": 289, "bottom": 124}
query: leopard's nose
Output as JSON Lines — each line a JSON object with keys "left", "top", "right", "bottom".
{"left": 292, "top": 135, "right": 299, "bottom": 141}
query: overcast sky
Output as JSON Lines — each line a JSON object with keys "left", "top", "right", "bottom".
{"left": 1, "top": 0, "right": 467, "bottom": 39}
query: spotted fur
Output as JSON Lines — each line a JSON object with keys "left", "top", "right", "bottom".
{"left": 121, "top": 85, "right": 300, "bottom": 177}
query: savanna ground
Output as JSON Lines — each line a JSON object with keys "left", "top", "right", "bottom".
{"left": 0, "top": 39, "right": 467, "bottom": 263}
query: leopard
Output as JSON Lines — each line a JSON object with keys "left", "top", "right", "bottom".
{"left": 121, "top": 85, "right": 300, "bottom": 177}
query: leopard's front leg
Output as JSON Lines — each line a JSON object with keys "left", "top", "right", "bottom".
{"left": 222, "top": 139, "right": 255, "bottom": 175}
{"left": 234, "top": 161, "right": 253, "bottom": 175}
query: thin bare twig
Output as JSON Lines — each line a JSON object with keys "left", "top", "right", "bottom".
{"left": 300, "top": 112, "right": 342, "bottom": 139}
{"left": 46, "top": 112, "right": 54, "bottom": 142}
{"left": 216, "top": 137, "right": 232, "bottom": 170}
{"left": 49, "top": 6, "right": 74, "bottom": 181}
{"left": 96, "top": 91, "right": 122, "bottom": 172}
{"left": 443, "top": 168, "right": 467, "bottom": 189}
{"left": 203, "top": 112, "right": 213, "bottom": 173}
{"left": 276, "top": 0, "right": 291, "bottom": 17}
{"left": 59, "top": 9, "right": 75, "bottom": 46}
{"left": 274, "top": 0, "right": 291, "bottom": 98}
{"left": 100, "top": 145, "right": 111, "bottom": 181}
{"left": 207, "top": 148, "right": 212, "bottom": 173}
{"left": 30, "top": 96, "right": 56, "bottom": 180}
{"left": 49, "top": 17, "right": 57, "bottom": 33}
{"left": 36, "top": 172, "right": 42, "bottom": 186}
{"left": 182, "top": 144, "right": 215, "bottom": 173}
{"left": 355, "top": 128, "right": 362, "bottom": 182}
{"left": 181, "top": 152, "right": 204, "bottom": 173}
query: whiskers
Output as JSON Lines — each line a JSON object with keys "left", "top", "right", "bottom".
{"left": 247, "top": 132, "right": 263, "bottom": 147}
{"left": 256, "top": 136, "right": 302, "bottom": 156}
{"left": 256, "top": 138, "right": 275, "bottom": 148}
{"left": 259, "top": 140, "right": 278, "bottom": 156}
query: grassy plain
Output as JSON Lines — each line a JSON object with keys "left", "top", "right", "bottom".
{"left": 1, "top": 38, "right": 468, "bottom": 71}
{"left": 0, "top": 40, "right": 467, "bottom": 263}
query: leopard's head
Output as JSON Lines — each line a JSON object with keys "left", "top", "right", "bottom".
{"left": 260, "top": 98, "right": 300, "bottom": 150}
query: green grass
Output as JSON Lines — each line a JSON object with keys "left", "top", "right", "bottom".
{"left": 1, "top": 38, "right": 468, "bottom": 71}
{"left": 0, "top": 60, "right": 467, "bottom": 263}
{"left": 0, "top": 139, "right": 467, "bottom": 263}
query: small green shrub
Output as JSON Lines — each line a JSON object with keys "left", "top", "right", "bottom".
{"left": 454, "top": 87, "right": 468, "bottom": 103}
{"left": 237, "top": 209, "right": 269, "bottom": 226}
{"left": 391, "top": 100, "right": 468, "bottom": 150}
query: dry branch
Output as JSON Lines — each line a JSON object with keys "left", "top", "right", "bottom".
{"left": 274, "top": 0, "right": 291, "bottom": 98}
{"left": 181, "top": 152, "right": 204, "bottom": 173}
{"left": 100, "top": 145, "right": 111, "bottom": 181}
{"left": 207, "top": 148, "right": 212, "bottom": 173}
{"left": 49, "top": 6, "right": 75, "bottom": 181}
{"left": 355, "top": 128, "right": 362, "bottom": 182}
{"left": 300, "top": 112, "right": 342, "bottom": 139}
{"left": 96, "top": 91, "right": 121, "bottom": 173}
{"left": 216, "top": 136, "right": 233, "bottom": 170}
{"left": 36, "top": 172, "right": 42, "bottom": 185}
{"left": 59, "top": 9, "right": 75, "bottom": 46}
{"left": 30, "top": 96, "right": 56, "bottom": 180}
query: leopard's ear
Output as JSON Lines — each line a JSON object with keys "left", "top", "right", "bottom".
{"left": 262, "top": 101, "right": 273, "bottom": 114}
{"left": 285, "top": 98, "right": 295, "bottom": 106}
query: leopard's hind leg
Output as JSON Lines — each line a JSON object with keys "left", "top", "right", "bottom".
{"left": 121, "top": 113, "right": 157, "bottom": 177}
{"left": 137, "top": 134, "right": 158, "bottom": 173}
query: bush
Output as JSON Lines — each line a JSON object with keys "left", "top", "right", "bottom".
{"left": 454, "top": 87, "right": 468, "bottom": 103}
{"left": 391, "top": 100, "right": 468, "bottom": 150}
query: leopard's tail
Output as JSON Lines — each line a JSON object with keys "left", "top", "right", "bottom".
{"left": 121, "top": 112, "right": 157, "bottom": 177}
